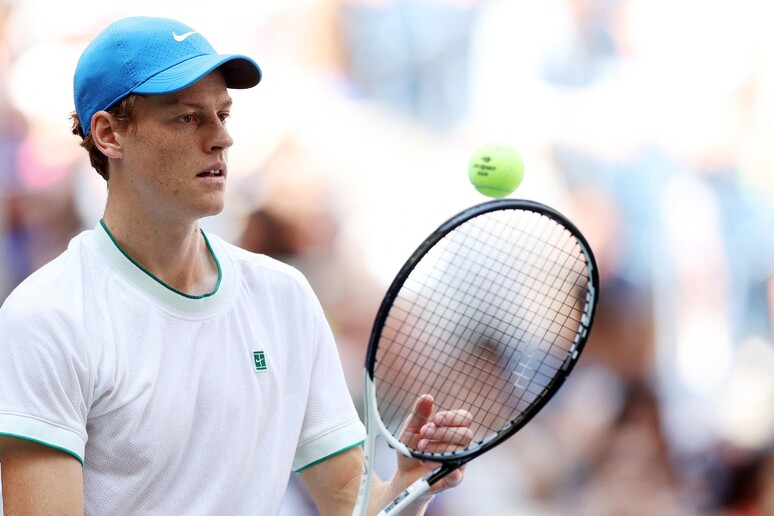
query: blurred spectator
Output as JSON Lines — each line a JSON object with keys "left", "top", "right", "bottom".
{"left": 0, "top": 0, "right": 23, "bottom": 299}
{"left": 336, "top": 0, "right": 485, "bottom": 132}
{"left": 701, "top": 443, "right": 774, "bottom": 515}
{"left": 573, "top": 381, "right": 685, "bottom": 515}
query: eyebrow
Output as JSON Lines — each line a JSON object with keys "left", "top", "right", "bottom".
{"left": 152, "top": 94, "right": 233, "bottom": 110}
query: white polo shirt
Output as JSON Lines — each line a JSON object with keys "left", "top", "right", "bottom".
{"left": 0, "top": 222, "right": 365, "bottom": 515}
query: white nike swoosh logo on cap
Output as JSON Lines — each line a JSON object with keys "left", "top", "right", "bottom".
{"left": 172, "top": 31, "right": 197, "bottom": 42}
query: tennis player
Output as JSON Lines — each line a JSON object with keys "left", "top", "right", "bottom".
{"left": 0, "top": 16, "right": 470, "bottom": 515}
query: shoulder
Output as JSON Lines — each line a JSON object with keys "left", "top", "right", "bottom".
{"left": 210, "top": 234, "right": 313, "bottom": 292}
{"left": 1, "top": 230, "right": 94, "bottom": 334}
{"left": 0, "top": 233, "right": 93, "bottom": 403}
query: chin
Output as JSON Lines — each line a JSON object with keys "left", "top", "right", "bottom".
{"left": 201, "top": 204, "right": 225, "bottom": 218}
{"left": 199, "top": 193, "right": 226, "bottom": 216}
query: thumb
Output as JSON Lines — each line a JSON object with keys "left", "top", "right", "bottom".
{"left": 400, "top": 394, "right": 434, "bottom": 448}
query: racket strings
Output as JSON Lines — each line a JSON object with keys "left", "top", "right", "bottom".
{"left": 374, "top": 209, "right": 593, "bottom": 456}
{"left": 379, "top": 333, "right": 522, "bottom": 420}
{"left": 417, "top": 211, "right": 588, "bottom": 356}
{"left": 377, "top": 213, "right": 583, "bottom": 433}
{"left": 429, "top": 213, "right": 588, "bottom": 333}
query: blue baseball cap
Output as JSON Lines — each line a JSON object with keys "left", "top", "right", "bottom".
{"left": 74, "top": 16, "right": 262, "bottom": 137}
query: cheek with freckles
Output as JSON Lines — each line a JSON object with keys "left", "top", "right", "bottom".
{"left": 131, "top": 130, "right": 196, "bottom": 193}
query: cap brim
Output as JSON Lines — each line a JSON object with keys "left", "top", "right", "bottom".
{"left": 133, "top": 54, "right": 261, "bottom": 95}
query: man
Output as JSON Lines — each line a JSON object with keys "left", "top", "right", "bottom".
{"left": 0, "top": 16, "right": 470, "bottom": 515}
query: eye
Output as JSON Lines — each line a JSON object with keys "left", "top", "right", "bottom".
{"left": 219, "top": 112, "right": 230, "bottom": 124}
{"left": 177, "top": 114, "right": 195, "bottom": 124}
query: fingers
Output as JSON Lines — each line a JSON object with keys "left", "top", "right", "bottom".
{"left": 417, "top": 424, "right": 473, "bottom": 454}
{"left": 441, "top": 467, "right": 465, "bottom": 489}
{"left": 419, "top": 408, "right": 474, "bottom": 455}
{"left": 398, "top": 394, "right": 434, "bottom": 451}
{"left": 400, "top": 397, "right": 475, "bottom": 454}
{"left": 420, "top": 462, "right": 466, "bottom": 494}
{"left": 401, "top": 394, "right": 434, "bottom": 436}
{"left": 394, "top": 396, "right": 473, "bottom": 495}
{"left": 433, "top": 409, "right": 473, "bottom": 428}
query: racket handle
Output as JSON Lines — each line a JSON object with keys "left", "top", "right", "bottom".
{"left": 378, "top": 479, "right": 431, "bottom": 516}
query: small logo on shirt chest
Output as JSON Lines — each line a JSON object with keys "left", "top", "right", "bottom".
{"left": 253, "top": 350, "right": 268, "bottom": 371}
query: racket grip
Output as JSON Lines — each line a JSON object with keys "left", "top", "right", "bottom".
{"left": 379, "top": 479, "right": 431, "bottom": 516}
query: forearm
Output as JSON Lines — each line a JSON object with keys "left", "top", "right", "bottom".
{"left": 368, "top": 473, "right": 434, "bottom": 516}
{"left": 332, "top": 468, "right": 433, "bottom": 516}
{"left": 301, "top": 447, "right": 434, "bottom": 516}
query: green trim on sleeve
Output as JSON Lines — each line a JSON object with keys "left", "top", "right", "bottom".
{"left": 293, "top": 419, "right": 367, "bottom": 472}
{"left": 0, "top": 432, "right": 84, "bottom": 465}
{"left": 294, "top": 440, "right": 364, "bottom": 474}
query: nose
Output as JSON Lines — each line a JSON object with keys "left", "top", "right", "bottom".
{"left": 208, "top": 118, "right": 233, "bottom": 152}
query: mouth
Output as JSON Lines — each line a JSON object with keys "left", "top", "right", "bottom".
{"left": 196, "top": 168, "right": 226, "bottom": 179}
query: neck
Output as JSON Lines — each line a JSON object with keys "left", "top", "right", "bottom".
{"left": 101, "top": 209, "right": 219, "bottom": 297}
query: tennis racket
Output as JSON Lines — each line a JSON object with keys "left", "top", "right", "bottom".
{"left": 352, "top": 199, "right": 599, "bottom": 515}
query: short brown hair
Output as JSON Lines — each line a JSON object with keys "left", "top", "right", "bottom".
{"left": 70, "top": 94, "right": 142, "bottom": 181}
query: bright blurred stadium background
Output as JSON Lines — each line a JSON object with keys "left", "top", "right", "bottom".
{"left": 1, "top": 0, "right": 773, "bottom": 514}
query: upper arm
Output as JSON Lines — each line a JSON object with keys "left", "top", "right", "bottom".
{"left": 0, "top": 294, "right": 90, "bottom": 463}
{"left": 299, "top": 446, "right": 367, "bottom": 516}
{"left": 0, "top": 435, "right": 84, "bottom": 515}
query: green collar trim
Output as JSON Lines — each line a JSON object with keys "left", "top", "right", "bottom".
{"left": 99, "top": 219, "right": 222, "bottom": 300}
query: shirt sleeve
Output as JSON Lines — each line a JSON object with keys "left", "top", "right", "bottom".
{"left": 291, "top": 282, "right": 365, "bottom": 472}
{"left": 0, "top": 290, "right": 89, "bottom": 463}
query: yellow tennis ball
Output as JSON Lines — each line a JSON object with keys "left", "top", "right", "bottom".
{"left": 468, "top": 143, "right": 525, "bottom": 198}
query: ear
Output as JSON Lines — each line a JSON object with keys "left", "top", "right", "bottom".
{"left": 91, "top": 111, "right": 123, "bottom": 159}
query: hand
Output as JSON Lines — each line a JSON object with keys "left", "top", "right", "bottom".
{"left": 396, "top": 394, "right": 473, "bottom": 493}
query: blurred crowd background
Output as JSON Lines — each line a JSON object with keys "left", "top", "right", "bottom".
{"left": 2, "top": 0, "right": 774, "bottom": 514}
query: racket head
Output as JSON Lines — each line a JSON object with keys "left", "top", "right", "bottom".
{"left": 364, "top": 199, "right": 599, "bottom": 463}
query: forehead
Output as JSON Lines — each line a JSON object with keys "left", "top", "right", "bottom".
{"left": 145, "top": 71, "right": 232, "bottom": 109}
